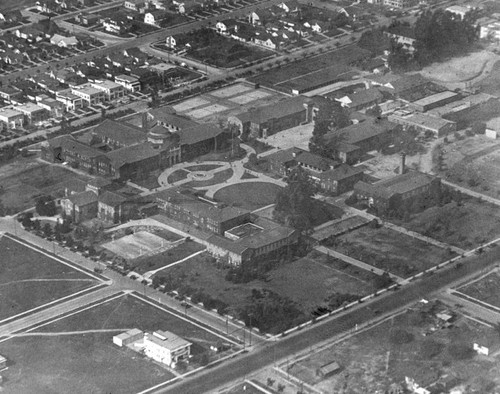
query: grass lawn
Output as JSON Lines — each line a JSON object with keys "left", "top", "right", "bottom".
{"left": 458, "top": 271, "right": 500, "bottom": 308}
{"left": 0, "top": 236, "right": 98, "bottom": 321}
{"left": 0, "top": 294, "right": 226, "bottom": 394}
{"left": 167, "top": 169, "right": 190, "bottom": 184}
{"left": 131, "top": 240, "right": 205, "bottom": 274}
{"left": 185, "top": 164, "right": 222, "bottom": 172}
{"left": 390, "top": 198, "right": 500, "bottom": 249}
{"left": 0, "top": 162, "right": 90, "bottom": 213}
{"left": 184, "top": 168, "right": 233, "bottom": 188}
{"left": 332, "top": 226, "right": 454, "bottom": 278}
{"left": 213, "top": 182, "right": 283, "bottom": 210}
{"left": 290, "top": 309, "right": 500, "bottom": 394}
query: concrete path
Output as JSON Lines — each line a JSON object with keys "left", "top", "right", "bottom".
{"left": 314, "top": 245, "right": 405, "bottom": 284}
{"left": 143, "top": 249, "right": 206, "bottom": 280}
{"left": 442, "top": 179, "right": 500, "bottom": 207}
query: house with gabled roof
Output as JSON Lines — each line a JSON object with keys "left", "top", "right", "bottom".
{"left": 50, "top": 34, "right": 78, "bottom": 47}
{"left": 61, "top": 190, "right": 98, "bottom": 223}
{"left": 98, "top": 191, "right": 127, "bottom": 223}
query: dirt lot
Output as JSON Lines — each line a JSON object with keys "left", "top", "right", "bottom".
{"left": 458, "top": 269, "right": 500, "bottom": 309}
{"left": 288, "top": 304, "right": 500, "bottom": 394}
{"left": 475, "top": 59, "right": 500, "bottom": 96}
{"left": 390, "top": 197, "right": 500, "bottom": 249}
{"left": 332, "top": 226, "right": 453, "bottom": 278}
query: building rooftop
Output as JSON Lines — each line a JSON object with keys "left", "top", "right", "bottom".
{"left": 325, "top": 118, "right": 396, "bottom": 146}
{"left": 48, "top": 135, "right": 105, "bottom": 158}
{"left": 0, "top": 107, "right": 23, "bottom": 118}
{"left": 411, "top": 91, "right": 459, "bottom": 107}
{"left": 343, "top": 88, "right": 383, "bottom": 107}
{"left": 318, "top": 164, "right": 364, "bottom": 182}
{"left": 149, "top": 109, "right": 199, "bottom": 130}
{"left": 389, "top": 112, "right": 455, "bottom": 131}
{"left": 115, "top": 74, "right": 139, "bottom": 83}
{"left": 66, "top": 190, "right": 98, "bottom": 206}
{"left": 145, "top": 330, "right": 191, "bottom": 351}
{"left": 267, "top": 147, "right": 337, "bottom": 171}
{"left": 178, "top": 123, "right": 224, "bottom": 146}
{"left": 93, "top": 119, "right": 146, "bottom": 147}
{"left": 92, "top": 80, "right": 123, "bottom": 90}
{"left": 72, "top": 83, "right": 104, "bottom": 96}
{"left": 428, "top": 93, "right": 498, "bottom": 117}
{"left": 16, "top": 102, "right": 46, "bottom": 114}
{"left": 99, "top": 191, "right": 127, "bottom": 207}
{"left": 235, "top": 96, "right": 308, "bottom": 124}
{"left": 106, "top": 142, "right": 159, "bottom": 167}
{"left": 115, "top": 328, "right": 143, "bottom": 342}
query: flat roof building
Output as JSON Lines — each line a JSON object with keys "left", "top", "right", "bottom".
{"left": 409, "top": 91, "right": 460, "bottom": 112}
{"left": 113, "top": 329, "right": 144, "bottom": 347}
{"left": 388, "top": 111, "right": 456, "bottom": 137}
{"left": 144, "top": 330, "right": 191, "bottom": 368}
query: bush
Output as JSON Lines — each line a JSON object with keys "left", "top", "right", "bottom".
{"left": 447, "top": 343, "right": 474, "bottom": 360}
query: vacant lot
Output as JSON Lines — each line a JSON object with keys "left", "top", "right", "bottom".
{"left": 289, "top": 307, "right": 500, "bottom": 394}
{"left": 0, "top": 294, "right": 227, "bottom": 394}
{"left": 213, "top": 182, "right": 283, "bottom": 210}
{"left": 474, "top": 58, "right": 500, "bottom": 96}
{"left": 0, "top": 235, "right": 98, "bottom": 321}
{"left": 333, "top": 226, "right": 453, "bottom": 278}
{"left": 390, "top": 198, "right": 500, "bottom": 249}
{"left": 458, "top": 270, "right": 500, "bottom": 308}
{"left": 0, "top": 162, "right": 90, "bottom": 212}
{"left": 131, "top": 240, "right": 205, "bottom": 274}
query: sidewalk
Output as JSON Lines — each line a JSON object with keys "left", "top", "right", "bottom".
{"left": 442, "top": 179, "right": 500, "bottom": 207}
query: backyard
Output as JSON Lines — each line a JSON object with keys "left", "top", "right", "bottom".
{"left": 0, "top": 293, "right": 229, "bottom": 394}
{"left": 288, "top": 305, "right": 500, "bottom": 394}
{"left": 390, "top": 197, "right": 500, "bottom": 250}
{"left": 0, "top": 235, "right": 99, "bottom": 321}
{"left": 330, "top": 226, "right": 454, "bottom": 278}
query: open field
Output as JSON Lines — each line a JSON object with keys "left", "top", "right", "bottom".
{"left": 102, "top": 231, "right": 181, "bottom": 260}
{"left": 0, "top": 162, "right": 91, "bottom": 212}
{"left": 419, "top": 50, "right": 499, "bottom": 84}
{"left": 131, "top": 240, "right": 205, "bottom": 274}
{"left": 1, "top": 0, "right": 36, "bottom": 12}
{"left": 288, "top": 305, "right": 500, "bottom": 394}
{"left": 390, "top": 197, "right": 500, "bottom": 249}
{"left": 458, "top": 270, "right": 500, "bottom": 309}
{"left": 332, "top": 226, "right": 454, "bottom": 278}
{"left": 155, "top": 249, "right": 380, "bottom": 317}
{"left": 249, "top": 46, "right": 369, "bottom": 93}
{"left": 213, "top": 182, "right": 282, "bottom": 210}
{"left": 475, "top": 59, "right": 500, "bottom": 96}
{"left": 0, "top": 235, "right": 99, "bottom": 321}
{"left": 0, "top": 293, "right": 227, "bottom": 394}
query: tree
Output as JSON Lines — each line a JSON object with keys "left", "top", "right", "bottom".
{"left": 274, "top": 166, "right": 316, "bottom": 234}
{"left": 43, "top": 223, "right": 53, "bottom": 238}
{"left": 366, "top": 104, "right": 382, "bottom": 118}
{"left": 309, "top": 101, "right": 349, "bottom": 158}
{"left": 35, "top": 195, "right": 57, "bottom": 216}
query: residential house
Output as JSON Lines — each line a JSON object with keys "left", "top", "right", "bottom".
{"left": 61, "top": 190, "right": 98, "bottom": 223}
{"left": 228, "top": 96, "right": 313, "bottom": 138}
{"left": 56, "top": 90, "right": 84, "bottom": 110}
{"left": 253, "top": 33, "right": 279, "bottom": 50}
{"left": 71, "top": 83, "right": 107, "bottom": 106}
{"left": 216, "top": 19, "right": 238, "bottom": 34}
{"left": 445, "top": 5, "right": 472, "bottom": 19}
{"left": 354, "top": 170, "right": 441, "bottom": 213}
{"left": 37, "top": 1, "right": 62, "bottom": 14}
{"left": 143, "top": 330, "right": 191, "bottom": 368}
{"left": 0, "top": 86, "right": 23, "bottom": 103}
{"left": 103, "top": 16, "right": 132, "bottom": 34}
{"left": 385, "top": 25, "right": 417, "bottom": 52}
{"left": 115, "top": 74, "right": 141, "bottom": 92}
{"left": 2, "top": 10, "right": 23, "bottom": 25}
{"left": 75, "top": 12, "right": 99, "bottom": 26}
{"left": 15, "top": 103, "right": 48, "bottom": 124}
{"left": 277, "top": 1, "right": 299, "bottom": 13}
{"left": 317, "top": 164, "right": 365, "bottom": 195}
{"left": 124, "top": 0, "right": 150, "bottom": 12}
{"left": 15, "top": 26, "right": 46, "bottom": 42}
{"left": 0, "top": 108, "right": 24, "bottom": 129}
{"left": 38, "top": 97, "right": 65, "bottom": 117}
{"left": 91, "top": 80, "right": 126, "bottom": 101}
{"left": 50, "top": 34, "right": 78, "bottom": 47}
{"left": 144, "top": 10, "right": 166, "bottom": 26}
{"left": 248, "top": 9, "right": 275, "bottom": 26}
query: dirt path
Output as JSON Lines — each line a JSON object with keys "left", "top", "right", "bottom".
{"left": 11, "top": 328, "right": 132, "bottom": 337}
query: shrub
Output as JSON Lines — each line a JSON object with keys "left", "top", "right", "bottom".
{"left": 447, "top": 343, "right": 474, "bottom": 360}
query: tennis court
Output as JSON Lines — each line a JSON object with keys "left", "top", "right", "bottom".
{"left": 210, "top": 84, "right": 252, "bottom": 98}
{"left": 102, "top": 231, "right": 180, "bottom": 260}
{"left": 172, "top": 97, "right": 211, "bottom": 112}
{"left": 229, "top": 90, "right": 272, "bottom": 104}
{"left": 186, "top": 104, "right": 229, "bottom": 119}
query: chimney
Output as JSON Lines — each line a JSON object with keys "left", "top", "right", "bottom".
{"left": 142, "top": 112, "right": 148, "bottom": 131}
{"left": 400, "top": 152, "right": 406, "bottom": 174}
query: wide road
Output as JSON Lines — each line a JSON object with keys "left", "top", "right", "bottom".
{"left": 0, "top": 0, "right": 285, "bottom": 85}
{"left": 161, "top": 246, "right": 500, "bottom": 394}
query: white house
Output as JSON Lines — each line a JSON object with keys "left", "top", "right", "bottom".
{"left": 50, "top": 34, "right": 78, "bottom": 47}
{"left": 144, "top": 10, "right": 166, "bottom": 26}
{"left": 91, "top": 80, "right": 126, "bottom": 101}
{"left": 115, "top": 74, "right": 141, "bottom": 92}
{"left": 473, "top": 343, "right": 489, "bottom": 356}
{"left": 113, "top": 329, "right": 144, "bottom": 347}
{"left": 143, "top": 330, "right": 192, "bottom": 368}
{"left": 445, "top": 5, "right": 471, "bottom": 19}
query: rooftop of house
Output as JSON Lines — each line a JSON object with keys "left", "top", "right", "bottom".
{"left": 66, "top": 190, "right": 98, "bottom": 206}
{"left": 389, "top": 74, "right": 431, "bottom": 94}
{"left": 0, "top": 85, "right": 22, "bottom": 95}
{"left": 342, "top": 88, "right": 383, "bottom": 107}
{"left": 71, "top": 84, "right": 104, "bottom": 96}
{"left": 178, "top": 123, "right": 224, "bottom": 146}
{"left": 0, "top": 107, "right": 23, "bottom": 118}
{"left": 115, "top": 328, "right": 143, "bottom": 341}
{"left": 267, "top": 147, "right": 337, "bottom": 171}
{"left": 235, "top": 96, "right": 308, "bottom": 124}
{"left": 145, "top": 330, "right": 192, "bottom": 351}
{"left": 106, "top": 142, "right": 159, "bottom": 168}
{"left": 91, "top": 80, "right": 123, "bottom": 90}
{"left": 15, "top": 102, "right": 45, "bottom": 114}
{"left": 92, "top": 119, "right": 146, "bottom": 147}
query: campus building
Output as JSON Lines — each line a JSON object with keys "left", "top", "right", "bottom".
{"left": 267, "top": 147, "right": 338, "bottom": 177}
{"left": 353, "top": 170, "right": 441, "bottom": 212}
{"left": 316, "top": 164, "right": 365, "bottom": 195}
{"left": 388, "top": 111, "right": 457, "bottom": 137}
{"left": 228, "top": 96, "right": 314, "bottom": 138}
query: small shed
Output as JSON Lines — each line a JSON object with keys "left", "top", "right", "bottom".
{"left": 317, "top": 361, "right": 341, "bottom": 378}
{"left": 113, "top": 328, "right": 144, "bottom": 347}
